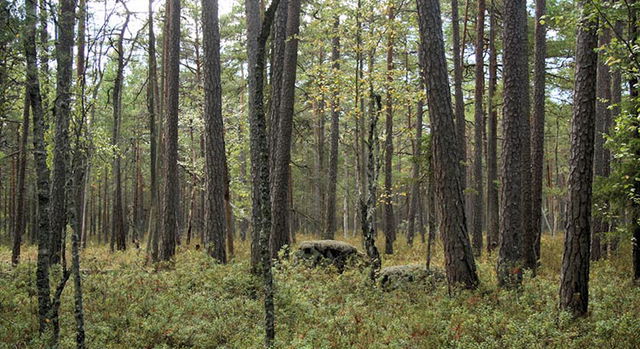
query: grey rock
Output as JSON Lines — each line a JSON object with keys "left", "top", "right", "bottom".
{"left": 295, "top": 240, "right": 363, "bottom": 272}
{"left": 379, "top": 264, "right": 446, "bottom": 290}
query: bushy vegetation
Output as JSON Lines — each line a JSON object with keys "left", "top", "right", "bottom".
{"left": 1, "top": 235, "right": 638, "bottom": 348}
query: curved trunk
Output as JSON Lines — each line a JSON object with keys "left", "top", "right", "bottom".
{"left": 416, "top": 0, "right": 479, "bottom": 289}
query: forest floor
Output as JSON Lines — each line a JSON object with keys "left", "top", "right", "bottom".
{"left": 1, "top": 234, "right": 639, "bottom": 348}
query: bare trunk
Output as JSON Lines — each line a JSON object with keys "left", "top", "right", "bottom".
{"left": 248, "top": 0, "right": 281, "bottom": 345}
{"left": 451, "top": 0, "right": 466, "bottom": 190}
{"left": 559, "top": 2, "right": 598, "bottom": 316}
{"left": 146, "top": 0, "right": 160, "bottom": 261}
{"left": 324, "top": 17, "right": 340, "bottom": 240}
{"left": 111, "top": 11, "right": 129, "bottom": 252}
{"left": 497, "top": 0, "right": 527, "bottom": 288}
{"left": 383, "top": 6, "right": 395, "bottom": 254}
{"left": 417, "top": 0, "right": 479, "bottom": 289}
{"left": 161, "top": 0, "right": 181, "bottom": 261}
{"left": 407, "top": 40, "right": 426, "bottom": 247}
{"left": 202, "top": 0, "right": 227, "bottom": 263}
{"left": 486, "top": 0, "right": 499, "bottom": 252}
{"left": 270, "top": 0, "right": 300, "bottom": 257}
{"left": 11, "top": 91, "right": 29, "bottom": 265}
{"left": 471, "top": 0, "right": 485, "bottom": 256}
{"left": 592, "top": 22, "right": 612, "bottom": 261}
{"left": 530, "top": 0, "right": 546, "bottom": 268}
{"left": 50, "top": 0, "right": 76, "bottom": 265}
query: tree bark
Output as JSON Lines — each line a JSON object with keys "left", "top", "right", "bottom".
{"left": 451, "top": 0, "right": 466, "bottom": 190}
{"left": 50, "top": 0, "right": 76, "bottom": 265}
{"left": 269, "top": 0, "right": 288, "bottom": 172}
{"left": 11, "top": 91, "right": 29, "bottom": 265}
{"left": 324, "top": 17, "right": 340, "bottom": 240}
{"left": 270, "top": 0, "right": 300, "bottom": 257}
{"left": 497, "top": 0, "right": 527, "bottom": 288}
{"left": 407, "top": 40, "right": 426, "bottom": 247}
{"left": 416, "top": 0, "right": 479, "bottom": 290}
{"left": 486, "top": 0, "right": 499, "bottom": 253}
{"left": 70, "top": 1, "right": 88, "bottom": 344}
{"left": 609, "top": 19, "right": 623, "bottom": 256}
{"left": 361, "top": 94, "right": 382, "bottom": 281}
{"left": 519, "top": 2, "right": 534, "bottom": 272}
{"left": 530, "top": 0, "right": 547, "bottom": 268}
{"left": 202, "top": 0, "right": 228, "bottom": 263}
{"left": 313, "top": 84, "right": 326, "bottom": 234}
{"left": 161, "top": 0, "right": 181, "bottom": 261}
{"left": 559, "top": 2, "right": 598, "bottom": 316}
{"left": 383, "top": 5, "right": 396, "bottom": 254}
{"left": 592, "top": 21, "right": 612, "bottom": 261}
{"left": 628, "top": 1, "right": 640, "bottom": 282}
{"left": 146, "top": 0, "right": 161, "bottom": 261}
{"left": 25, "top": 0, "right": 51, "bottom": 334}
{"left": 248, "top": 0, "right": 281, "bottom": 345}
{"left": 111, "top": 9, "right": 129, "bottom": 252}
{"left": 471, "top": 0, "right": 485, "bottom": 256}
{"left": 246, "top": 0, "right": 262, "bottom": 271}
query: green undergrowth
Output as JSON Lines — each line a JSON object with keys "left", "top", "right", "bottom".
{"left": 1, "top": 235, "right": 639, "bottom": 348}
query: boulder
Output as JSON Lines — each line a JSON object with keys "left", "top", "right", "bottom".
{"left": 295, "top": 240, "right": 363, "bottom": 272}
{"left": 379, "top": 264, "right": 445, "bottom": 290}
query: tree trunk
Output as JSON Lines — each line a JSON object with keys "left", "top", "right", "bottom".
{"left": 146, "top": 0, "right": 161, "bottom": 261}
{"left": 407, "top": 39, "right": 426, "bottom": 247}
{"left": 609, "top": 19, "right": 623, "bottom": 256}
{"left": 270, "top": 0, "right": 300, "bottom": 257}
{"left": 111, "top": 10, "right": 129, "bottom": 252}
{"left": 592, "top": 22, "right": 612, "bottom": 261}
{"left": 25, "top": 0, "right": 51, "bottom": 334}
{"left": 202, "top": 0, "right": 227, "bottom": 263}
{"left": 224, "top": 161, "right": 235, "bottom": 257}
{"left": 628, "top": 1, "right": 640, "bottom": 282}
{"left": 269, "top": 0, "right": 288, "bottom": 172}
{"left": 50, "top": 0, "right": 76, "bottom": 265}
{"left": 246, "top": 0, "right": 262, "bottom": 271}
{"left": 486, "top": 0, "right": 499, "bottom": 253}
{"left": 70, "top": 2, "right": 88, "bottom": 343}
{"left": 313, "top": 85, "right": 326, "bottom": 234}
{"left": 248, "top": 0, "right": 281, "bottom": 345}
{"left": 11, "top": 91, "right": 29, "bottom": 265}
{"left": 559, "top": 2, "right": 598, "bottom": 316}
{"left": 161, "top": 0, "right": 181, "bottom": 261}
{"left": 530, "top": 0, "right": 546, "bottom": 268}
{"left": 519, "top": 3, "right": 534, "bottom": 272}
{"left": 497, "top": 0, "right": 527, "bottom": 288}
{"left": 471, "top": 0, "right": 485, "bottom": 256}
{"left": 383, "top": 5, "right": 395, "bottom": 254}
{"left": 451, "top": 0, "right": 466, "bottom": 190}
{"left": 361, "top": 93, "right": 382, "bottom": 281}
{"left": 416, "top": 0, "right": 479, "bottom": 290}
{"left": 324, "top": 17, "right": 340, "bottom": 240}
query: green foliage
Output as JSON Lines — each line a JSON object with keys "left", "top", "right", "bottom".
{"left": 2, "top": 236, "right": 639, "bottom": 348}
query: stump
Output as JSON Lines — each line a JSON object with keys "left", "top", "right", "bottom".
{"left": 295, "top": 240, "right": 363, "bottom": 272}
{"left": 379, "top": 264, "right": 445, "bottom": 290}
